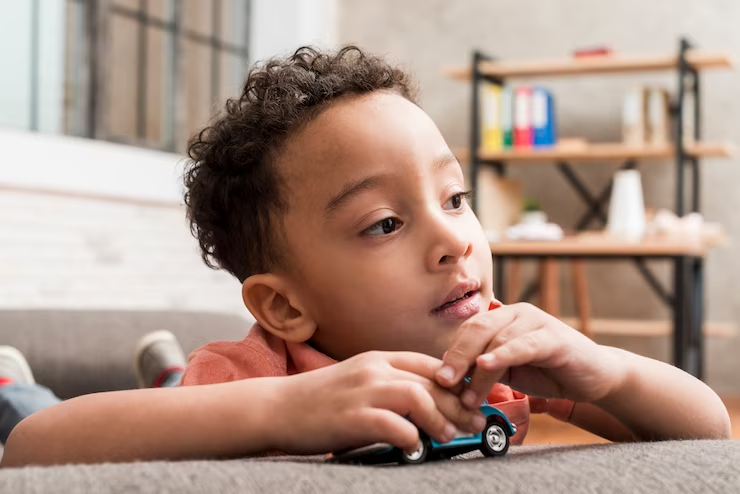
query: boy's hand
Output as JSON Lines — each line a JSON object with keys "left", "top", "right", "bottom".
{"left": 268, "top": 351, "right": 486, "bottom": 455}
{"left": 436, "top": 303, "right": 627, "bottom": 409}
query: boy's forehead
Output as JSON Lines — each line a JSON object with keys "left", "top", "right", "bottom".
{"left": 276, "top": 92, "right": 444, "bottom": 190}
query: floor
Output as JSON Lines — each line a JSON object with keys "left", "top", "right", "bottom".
{"left": 524, "top": 395, "right": 740, "bottom": 445}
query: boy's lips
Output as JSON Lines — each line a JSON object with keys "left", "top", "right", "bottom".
{"left": 432, "top": 281, "right": 481, "bottom": 320}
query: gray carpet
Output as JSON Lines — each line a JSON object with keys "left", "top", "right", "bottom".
{"left": 1, "top": 440, "right": 738, "bottom": 494}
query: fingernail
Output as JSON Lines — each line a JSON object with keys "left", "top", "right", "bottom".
{"left": 472, "top": 414, "right": 486, "bottom": 431}
{"left": 437, "top": 365, "right": 456, "bottom": 383}
{"left": 478, "top": 353, "right": 495, "bottom": 368}
{"left": 462, "top": 389, "right": 477, "bottom": 408}
{"left": 443, "top": 423, "right": 457, "bottom": 442}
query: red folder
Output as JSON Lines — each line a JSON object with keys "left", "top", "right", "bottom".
{"left": 513, "top": 86, "right": 533, "bottom": 148}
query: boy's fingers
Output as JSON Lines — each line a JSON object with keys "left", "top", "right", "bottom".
{"left": 462, "top": 332, "right": 551, "bottom": 407}
{"left": 390, "top": 368, "right": 466, "bottom": 396}
{"left": 363, "top": 410, "right": 420, "bottom": 451}
{"left": 436, "top": 326, "right": 490, "bottom": 386}
{"left": 436, "top": 308, "right": 518, "bottom": 387}
{"left": 483, "top": 331, "right": 548, "bottom": 371}
{"left": 460, "top": 325, "right": 545, "bottom": 408}
{"left": 427, "top": 383, "right": 487, "bottom": 433}
{"left": 377, "top": 381, "right": 456, "bottom": 444}
{"left": 369, "top": 351, "right": 466, "bottom": 395}
{"left": 382, "top": 351, "right": 443, "bottom": 380}
{"left": 460, "top": 361, "right": 508, "bottom": 410}
{"left": 383, "top": 369, "right": 485, "bottom": 433}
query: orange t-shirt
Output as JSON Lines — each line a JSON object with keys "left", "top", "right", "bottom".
{"left": 181, "top": 323, "right": 575, "bottom": 445}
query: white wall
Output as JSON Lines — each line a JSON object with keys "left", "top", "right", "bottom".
{"left": 0, "top": 129, "right": 186, "bottom": 204}
{"left": 0, "top": 188, "right": 251, "bottom": 319}
{"left": 0, "top": 129, "right": 251, "bottom": 319}
{"left": 249, "top": 0, "right": 338, "bottom": 62}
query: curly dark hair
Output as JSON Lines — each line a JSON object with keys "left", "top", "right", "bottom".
{"left": 184, "top": 45, "right": 418, "bottom": 282}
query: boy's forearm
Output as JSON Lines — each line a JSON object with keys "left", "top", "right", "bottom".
{"left": 588, "top": 347, "right": 731, "bottom": 442}
{"left": 1, "top": 381, "right": 279, "bottom": 468}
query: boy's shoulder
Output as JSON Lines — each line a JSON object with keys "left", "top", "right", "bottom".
{"left": 181, "top": 324, "right": 290, "bottom": 386}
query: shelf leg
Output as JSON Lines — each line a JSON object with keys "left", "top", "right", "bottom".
{"left": 672, "top": 256, "right": 690, "bottom": 374}
{"left": 494, "top": 255, "right": 506, "bottom": 303}
{"left": 689, "top": 257, "right": 704, "bottom": 379}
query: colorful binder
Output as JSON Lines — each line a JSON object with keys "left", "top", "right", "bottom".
{"left": 513, "top": 86, "right": 533, "bottom": 148}
{"left": 481, "top": 83, "right": 503, "bottom": 151}
{"left": 532, "top": 87, "right": 556, "bottom": 147}
{"left": 501, "top": 87, "right": 514, "bottom": 148}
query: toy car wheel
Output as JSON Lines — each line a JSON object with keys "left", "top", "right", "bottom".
{"left": 480, "top": 421, "right": 510, "bottom": 457}
{"left": 399, "top": 434, "right": 430, "bottom": 464}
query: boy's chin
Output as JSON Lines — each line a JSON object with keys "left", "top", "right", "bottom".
{"left": 422, "top": 306, "right": 488, "bottom": 358}
{"left": 419, "top": 329, "right": 458, "bottom": 360}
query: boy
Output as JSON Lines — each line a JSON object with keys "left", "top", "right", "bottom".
{"left": 0, "top": 46, "right": 486, "bottom": 467}
{"left": 179, "top": 45, "right": 730, "bottom": 446}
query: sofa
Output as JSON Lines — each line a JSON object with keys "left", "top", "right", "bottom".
{"left": 0, "top": 309, "right": 739, "bottom": 494}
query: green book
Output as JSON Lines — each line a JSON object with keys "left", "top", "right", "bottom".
{"left": 501, "top": 86, "right": 514, "bottom": 148}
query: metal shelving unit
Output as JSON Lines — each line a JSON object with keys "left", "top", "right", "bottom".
{"left": 446, "top": 38, "right": 734, "bottom": 379}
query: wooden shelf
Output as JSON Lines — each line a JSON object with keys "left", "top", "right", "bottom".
{"left": 560, "top": 317, "right": 736, "bottom": 337}
{"left": 490, "top": 233, "right": 724, "bottom": 258}
{"left": 443, "top": 50, "right": 734, "bottom": 80}
{"left": 454, "top": 141, "right": 735, "bottom": 163}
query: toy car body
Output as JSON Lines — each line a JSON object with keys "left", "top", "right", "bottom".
{"left": 330, "top": 404, "right": 517, "bottom": 465}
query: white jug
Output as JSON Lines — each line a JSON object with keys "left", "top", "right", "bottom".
{"left": 607, "top": 169, "right": 646, "bottom": 241}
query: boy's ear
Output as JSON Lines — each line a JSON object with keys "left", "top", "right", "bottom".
{"left": 241, "top": 274, "right": 317, "bottom": 343}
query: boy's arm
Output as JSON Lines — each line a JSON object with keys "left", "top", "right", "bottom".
{"left": 578, "top": 347, "right": 731, "bottom": 442}
{"left": 565, "top": 403, "right": 636, "bottom": 442}
{"left": 2, "top": 352, "right": 485, "bottom": 467}
{"left": 538, "top": 346, "right": 731, "bottom": 442}
{"left": 1, "top": 381, "right": 277, "bottom": 467}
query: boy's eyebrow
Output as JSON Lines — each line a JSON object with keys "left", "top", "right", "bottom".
{"left": 324, "top": 153, "right": 460, "bottom": 215}
{"left": 433, "top": 152, "right": 460, "bottom": 171}
{"left": 325, "top": 175, "right": 384, "bottom": 215}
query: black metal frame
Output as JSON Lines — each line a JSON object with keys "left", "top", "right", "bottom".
{"left": 109, "top": 0, "right": 249, "bottom": 147}
{"left": 469, "top": 37, "right": 706, "bottom": 378}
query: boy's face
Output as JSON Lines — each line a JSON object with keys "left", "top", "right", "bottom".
{"left": 274, "top": 91, "right": 494, "bottom": 360}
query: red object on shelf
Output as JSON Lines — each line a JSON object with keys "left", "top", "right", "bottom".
{"left": 513, "top": 87, "right": 533, "bottom": 148}
{"left": 573, "top": 46, "right": 614, "bottom": 58}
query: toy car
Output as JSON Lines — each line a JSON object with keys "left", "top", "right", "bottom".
{"left": 329, "top": 404, "right": 516, "bottom": 465}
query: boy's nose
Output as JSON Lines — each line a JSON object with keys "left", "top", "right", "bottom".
{"left": 426, "top": 215, "right": 473, "bottom": 270}
{"left": 438, "top": 243, "right": 473, "bottom": 265}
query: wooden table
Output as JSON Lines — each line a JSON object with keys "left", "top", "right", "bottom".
{"left": 490, "top": 234, "right": 724, "bottom": 378}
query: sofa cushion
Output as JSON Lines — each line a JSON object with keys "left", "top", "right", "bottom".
{"left": 1, "top": 441, "right": 739, "bottom": 493}
{"left": 0, "top": 310, "right": 253, "bottom": 399}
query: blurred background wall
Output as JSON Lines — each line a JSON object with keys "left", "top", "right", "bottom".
{"left": 338, "top": 0, "right": 740, "bottom": 392}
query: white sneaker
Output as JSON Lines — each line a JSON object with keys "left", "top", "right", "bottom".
{"left": 133, "top": 330, "right": 186, "bottom": 388}
{"left": 0, "top": 346, "right": 35, "bottom": 385}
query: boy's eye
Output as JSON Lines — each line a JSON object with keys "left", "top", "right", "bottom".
{"left": 364, "top": 217, "right": 402, "bottom": 236}
{"left": 444, "top": 192, "right": 470, "bottom": 211}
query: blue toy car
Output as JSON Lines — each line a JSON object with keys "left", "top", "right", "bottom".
{"left": 330, "top": 404, "right": 517, "bottom": 465}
